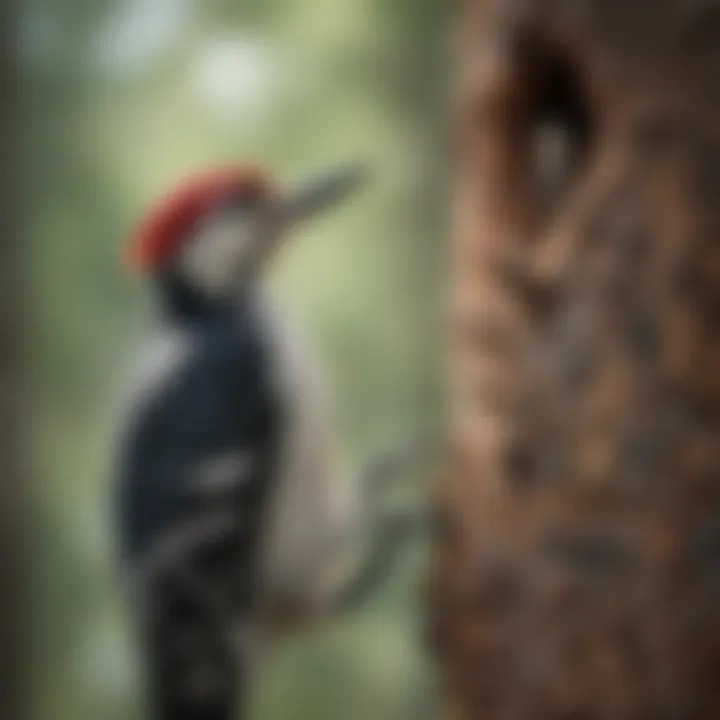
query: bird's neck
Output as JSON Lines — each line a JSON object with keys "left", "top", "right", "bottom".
{"left": 156, "top": 270, "right": 255, "bottom": 326}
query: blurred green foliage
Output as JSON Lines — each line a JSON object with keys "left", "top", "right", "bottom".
{"left": 23, "top": 0, "right": 446, "bottom": 718}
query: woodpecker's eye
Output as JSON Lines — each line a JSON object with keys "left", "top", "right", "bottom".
{"left": 216, "top": 193, "right": 265, "bottom": 214}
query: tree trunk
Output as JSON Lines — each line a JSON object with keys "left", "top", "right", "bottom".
{"left": 431, "top": 1, "right": 720, "bottom": 718}
{"left": 0, "top": 1, "right": 25, "bottom": 718}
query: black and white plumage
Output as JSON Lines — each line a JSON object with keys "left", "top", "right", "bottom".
{"left": 114, "top": 166, "right": 366, "bottom": 720}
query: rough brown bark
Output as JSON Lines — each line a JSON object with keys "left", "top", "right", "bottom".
{"left": 430, "top": 1, "right": 720, "bottom": 718}
{"left": 0, "top": 1, "right": 25, "bottom": 718}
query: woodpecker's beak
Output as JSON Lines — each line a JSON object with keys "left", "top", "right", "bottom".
{"left": 278, "top": 164, "right": 369, "bottom": 226}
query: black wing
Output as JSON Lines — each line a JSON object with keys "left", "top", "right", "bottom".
{"left": 114, "top": 317, "right": 282, "bottom": 720}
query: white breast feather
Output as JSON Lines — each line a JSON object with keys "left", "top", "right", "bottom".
{"left": 256, "top": 294, "right": 361, "bottom": 615}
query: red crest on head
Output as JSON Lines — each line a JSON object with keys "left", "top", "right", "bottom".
{"left": 126, "top": 165, "right": 271, "bottom": 272}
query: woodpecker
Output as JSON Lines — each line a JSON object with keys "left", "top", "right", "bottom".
{"left": 114, "top": 163, "right": 377, "bottom": 720}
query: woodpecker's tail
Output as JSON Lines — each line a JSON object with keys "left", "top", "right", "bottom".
{"left": 140, "top": 563, "right": 248, "bottom": 720}
{"left": 132, "top": 520, "right": 257, "bottom": 720}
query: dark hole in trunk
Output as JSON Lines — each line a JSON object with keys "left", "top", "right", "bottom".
{"left": 518, "top": 40, "right": 595, "bottom": 224}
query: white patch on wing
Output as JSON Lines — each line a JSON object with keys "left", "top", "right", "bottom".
{"left": 131, "top": 511, "right": 237, "bottom": 589}
{"left": 192, "top": 451, "right": 253, "bottom": 495}
{"left": 121, "top": 327, "right": 194, "bottom": 419}
{"left": 255, "top": 293, "right": 361, "bottom": 616}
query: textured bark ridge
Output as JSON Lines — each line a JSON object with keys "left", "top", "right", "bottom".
{"left": 431, "top": 1, "right": 720, "bottom": 718}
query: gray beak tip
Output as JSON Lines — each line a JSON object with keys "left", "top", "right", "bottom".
{"left": 283, "top": 162, "right": 372, "bottom": 222}
{"left": 332, "top": 162, "right": 372, "bottom": 194}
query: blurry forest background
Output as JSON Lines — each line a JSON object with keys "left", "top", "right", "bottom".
{"left": 23, "top": 0, "right": 447, "bottom": 719}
